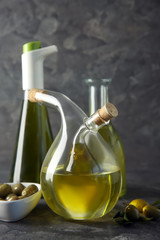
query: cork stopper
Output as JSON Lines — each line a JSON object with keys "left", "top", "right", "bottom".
{"left": 28, "top": 88, "right": 47, "bottom": 102}
{"left": 94, "top": 102, "right": 118, "bottom": 126}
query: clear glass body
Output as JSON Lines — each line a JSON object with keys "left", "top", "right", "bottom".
{"left": 85, "top": 79, "right": 126, "bottom": 197}
{"left": 33, "top": 90, "right": 122, "bottom": 220}
{"left": 10, "top": 91, "right": 53, "bottom": 183}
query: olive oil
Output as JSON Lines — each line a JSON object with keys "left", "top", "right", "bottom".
{"left": 33, "top": 91, "right": 121, "bottom": 220}
{"left": 99, "top": 123, "right": 126, "bottom": 196}
{"left": 41, "top": 165, "right": 121, "bottom": 220}
{"left": 85, "top": 78, "right": 126, "bottom": 197}
{"left": 10, "top": 42, "right": 57, "bottom": 183}
{"left": 10, "top": 100, "right": 52, "bottom": 183}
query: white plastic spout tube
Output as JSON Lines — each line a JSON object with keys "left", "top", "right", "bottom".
{"left": 22, "top": 45, "right": 58, "bottom": 90}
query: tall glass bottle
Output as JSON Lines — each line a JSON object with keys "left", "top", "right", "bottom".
{"left": 85, "top": 78, "right": 126, "bottom": 197}
{"left": 28, "top": 89, "right": 121, "bottom": 220}
{"left": 10, "top": 41, "right": 58, "bottom": 183}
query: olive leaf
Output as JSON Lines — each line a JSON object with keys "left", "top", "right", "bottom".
{"left": 139, "top": 213, "right": 152, "bottom": 222}
{"left": 152, "top": 199, "right": 160, "bottom": 208}
{"left": 113, "top": 210, "right": 133, "bottom": 224}
{"left": 113, "top": 210, "right": 124, "bottom": 219}
{"left": 123, "top": 212, "right": 132, "bottom": 223}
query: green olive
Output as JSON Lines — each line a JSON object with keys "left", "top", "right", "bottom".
{"left": 7, "top": 195, "right": 18, "bottom": 201}
{"left": 11, "top": 183, "right": 25, "bottom": 196}
{"left": 125, "top": 204, "right": 140, "bottom": 221}
{"left": 6, "top": 193, "right": 17, "bottom": 201}
{"left": 22, "top": 184, "right": 38, "bottom": 197}
{"left": 129, "top": 199, "right": 148, "bottom": 213}
{"left": 143, "top": 205, "right": 160, "bottom": 219}
{"left": 18, "top": 195, "right": 25, "bottom": 200}
{"left": 0, "top": 197, "right": 6, "bottom": 201}
{"left": 0, "top": 184, "right": 12, "bottom": 198}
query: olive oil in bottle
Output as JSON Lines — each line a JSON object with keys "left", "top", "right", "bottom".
{"left": 10, "top": 41, "right": 57, "bottom": 183}
{"left": 85, "top": 78, "right": 126, "bottom": 197}
{"left": 30, "top": 87, "right": 122, "bottom": 220}
{"left": 98, "top": 122, "right": 126, "bottom": 196}
{"left": 41, "top": 164, "right": 121, "bottom": 220}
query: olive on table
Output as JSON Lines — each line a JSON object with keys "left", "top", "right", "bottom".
{"left": 125, "top": 204, "right": 140, "bottom": 221}
{"left": 143, "top": 205, "right": 160, "bottom": 219}
{"left": 11, "top": 183, "right": 25, "bottom": 196}
{"left": 129, "top": 199, "right": 148, "bottom": 213}
{"left": 22, "top": 184, "right": 38, "bottom": 197}
{"left": 0, "top": 184, "right": 12, "bottom": 198}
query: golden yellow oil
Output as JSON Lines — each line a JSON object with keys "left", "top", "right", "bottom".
{"left": 99, "top": 123, "right": 126, "bottom": 197}
{"left": 41, "top": 165, "right": 121, "bottom": 220}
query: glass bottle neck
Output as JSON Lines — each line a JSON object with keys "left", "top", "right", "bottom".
{"left": 85, "top": 79, "right": 112, "bottom": 115}
{"left": 84, "top": 111, "right": 107, "bottom": 132}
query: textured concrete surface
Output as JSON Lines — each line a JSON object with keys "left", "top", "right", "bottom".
{"left": 0, "top": 183, "right": 159, "bottom": 240}
{"left": 0, "top": 0, "right": 160, "bottom": 238}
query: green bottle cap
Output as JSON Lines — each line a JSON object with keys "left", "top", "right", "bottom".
{"left": 23, "top": 41, "right": 41, "bottom": 53}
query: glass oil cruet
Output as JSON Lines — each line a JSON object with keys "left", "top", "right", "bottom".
{"left": 85, "top": 78, "right": 126, "bottom": 197}
{"left": 28, "top": 89, "right": 122, "bottom": 220}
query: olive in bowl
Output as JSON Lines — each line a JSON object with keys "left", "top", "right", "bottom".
{"left": 0, "top": 182, "right": 41, "bottom": 222}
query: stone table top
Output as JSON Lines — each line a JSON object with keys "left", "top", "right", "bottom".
{"left": 0, "top": 183, "right": 159, "bottom": 240}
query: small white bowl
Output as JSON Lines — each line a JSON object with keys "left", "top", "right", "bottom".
{"left": 0, "top": 182, "right": 41, "bottom": 222}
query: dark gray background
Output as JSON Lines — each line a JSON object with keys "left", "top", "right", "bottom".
{"left": 0, "top": 0, "right": 160, "bottom": 188}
